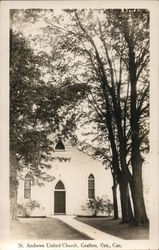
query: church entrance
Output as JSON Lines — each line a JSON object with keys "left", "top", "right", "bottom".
{"left": 54, "top": 181, "right": 66, "bottom": 214}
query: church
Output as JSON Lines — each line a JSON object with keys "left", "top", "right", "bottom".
{"left": 17, "top": 140, "right": 113, "bottom": 217}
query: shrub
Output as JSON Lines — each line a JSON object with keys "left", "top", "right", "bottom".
{"left": 17, "top": 200, "right": 40, "bottom": 217}
{"left": 86, "top": 196, "right": 113, "bottom": 217}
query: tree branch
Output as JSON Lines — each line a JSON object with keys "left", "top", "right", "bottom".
{"left": 137, "top": 85, "right": 149, "bottom": 113}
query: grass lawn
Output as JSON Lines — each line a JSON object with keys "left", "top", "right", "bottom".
{"left": 75, "top": 217, "right": 149, "bottom": 240}
{"left": 10, "top": 217, "right": 91, "bottom": 240}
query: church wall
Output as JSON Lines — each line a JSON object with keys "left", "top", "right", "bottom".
{"left": 17, "top": 145, "right": 113, "bottom": 217}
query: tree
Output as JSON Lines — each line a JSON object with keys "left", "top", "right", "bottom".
{"left": 10, "top": 30, "right": 54, "bottom": 219}
{"left": 104, "top": 9, "right": 149, "bottom": 225}
{"left": 10, "top": 26, "right": 88, "bottom": 219}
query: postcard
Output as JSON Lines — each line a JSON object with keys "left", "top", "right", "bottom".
{"left": 0, "top": 1, "right": 159, "bottom": 250}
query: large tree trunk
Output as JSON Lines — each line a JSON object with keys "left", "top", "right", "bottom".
{"left": 10, "top": 150, "right": 19, "bottom": 220}
{"left": 129, "top": 155, "right": 149, "bottom": 225}
{"left": 112, "top": 173, "right": 118, "bottom": 219}
{"left": 119, "top": 178, "right": 134, "bottom": 223}
{"left": 10, "top": 177, "right": 19, "bottom": 220}
{"left": 128, "top": 43, "right": 149, "bottom": 226}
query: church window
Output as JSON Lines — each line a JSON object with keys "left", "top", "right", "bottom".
{"left": 24, "top": 173, "right": 31, "bottom": 199}
{"left": 55, "top": 180, "right": 65, "bottom": 189}
{"left": 88, "top": 174, "right": 95, "bottom": 199}
{"left": 55, "top": 139, "right": 65, "bottom": 150}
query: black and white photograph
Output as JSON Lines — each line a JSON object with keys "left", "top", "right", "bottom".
{"left": 0, "top": 1, "right": 159, "bottom": 250}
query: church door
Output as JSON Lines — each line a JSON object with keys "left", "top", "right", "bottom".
{"left": 54, "top": 181, "right": 66, "bottom": 214}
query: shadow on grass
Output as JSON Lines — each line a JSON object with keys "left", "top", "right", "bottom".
{"left": 75, "top": 216, "right": 149, "bottom": 240}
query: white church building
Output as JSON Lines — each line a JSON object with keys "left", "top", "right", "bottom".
{"left": 17, "top": 140, "right": 113, "bottom": 217}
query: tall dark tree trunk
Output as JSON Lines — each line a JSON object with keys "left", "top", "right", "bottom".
{"left": 129, "top": 156, "right": 149, "bottom": 225}
{"left": 112, "top": 173, "right": 118, "bottom": 219}
{"left": 119, "top": 175, "right": 134, "bottom": 223}
{"left": 10, "top": 177, "right": 19, "bottom": 220}
{"left": 10, "top": 150, "right": 19, "bottom": 220}
{"left": 128, "top": 43, "right": 149, "bottom": 226}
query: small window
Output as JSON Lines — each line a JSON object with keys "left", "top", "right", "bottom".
{"left": 55, "top": 139, "right": 65, "bottom": 150}
{"left": 24, "top": 173, "right": 31, "bottom": 199}
{"left": 88, "top": 174, "right": 95, "bottom": 199}
{"left": 55, "top": 181, "right": 65, "bottom": 190}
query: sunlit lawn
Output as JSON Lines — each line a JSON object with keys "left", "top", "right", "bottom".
{"left": 10, "top": 217, "right": 91, "bottom": 240}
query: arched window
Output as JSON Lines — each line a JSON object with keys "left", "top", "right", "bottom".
{"left": 55, "top": 139, "right": 65, "bottom": 150}
{"left": 24, "top": 173, "right": 31, "bottom": 199}
{"left": 88, "top": 174, "right": 95, "bottom": 199}
{"left": 55, "top": 180, "right": 65, "bottom": 190}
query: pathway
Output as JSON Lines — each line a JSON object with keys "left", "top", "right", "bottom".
{"left": 53, "top": 215, "right": 121, "bottom": 240}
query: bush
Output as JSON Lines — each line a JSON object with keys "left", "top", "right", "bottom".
{"left": 86, "top": 196, "right": 113, "bottom": 217}
{"left": 17, "top": 200, "right": 40, "bottom": 217}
